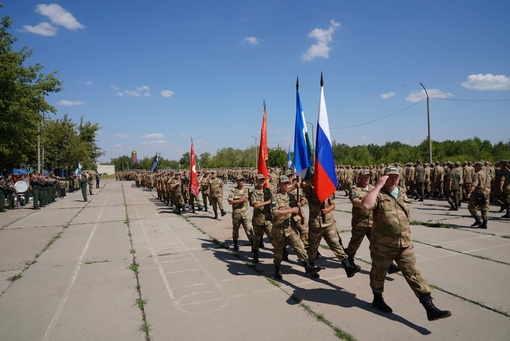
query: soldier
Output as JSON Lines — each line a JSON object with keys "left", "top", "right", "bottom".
{"left": 343, "top": 165, "right": 354, "bottom": 196}
{"left": 208, "top": 170, "right": 226, "bottom": 219}
{"left": 250, "top": 174, "right": 273, "bottom": 263}
{"left": 87, "top": 172, "right": 94, "bottom": 195}
{"left": 287, "top": 172, "right": 309, "bottom": 252}
{"left": 227, "top": 175, "right": 254, "bottom": 253}
{"left": 79, "top": 173, "right": 88, "bottom": 202}
{"left": 413, "top": 161, "right": 425, "bottom": 201}
{"left": 499, "top": 160, "right": 510, "bottom": 218}
{"left": 170, "top": 172, "right": 185, "bottom": 214}
{"left": 0, "top": 176, "right": 7, "bottom": 212}
{"left": 445, "top": 163, "right": 461, "bottom": 211}
{"left": 302, "top": 176, "right": 360, "bottom": 278}
{"left": 30, "top": 173, "right": 41, "bottom": 209}
{"left": 466, "top": 162, "right": 491, "bottom": 229}
{"left": 200, "top": 172, "right": 210, "bottom": 211}
{"left": 346, "top": 169, "right": 399, "bottom": 273}
{"left": 270, "top": 175, "right": 321, "bottom": 280}
{"left": 361, "top": 166, "right": 451, "bottom": 321}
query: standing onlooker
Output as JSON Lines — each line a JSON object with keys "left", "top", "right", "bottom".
{"left": 95, "top": 173, "right": 101, "bottom": 189}
{"left": 361, "top": 166, "right": 451, "bottom": 321}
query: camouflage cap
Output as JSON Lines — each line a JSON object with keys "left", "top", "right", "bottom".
{"left": 283, "top": 169, "right": 293, "bottom": 176}
{"left": 236, "top": 175, "right": 244, "bottom": 181}
{"left": 359, "top": 169, "right": 371, "bottom": 176}
{"left": 384, "top": 166, "right": 400, "bottom": 175}
{"left": 256, "top": 174, "right": 265, "bottom": 180}
{"left": 279, "top": 175, "right": 290, "bottom": 183}
{"left": 474, "top": 161, "right": 484, "bottom": 167}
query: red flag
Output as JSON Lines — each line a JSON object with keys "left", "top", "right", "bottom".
{"left": 258, "top": 101, "right": 269, "bottom": 188}
{"left": 190, "top": 140, "right": 200, "bottom": 196}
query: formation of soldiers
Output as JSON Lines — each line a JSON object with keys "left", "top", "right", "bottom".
{"left": 0, "top": 173, "right": 71, "bottom": 212}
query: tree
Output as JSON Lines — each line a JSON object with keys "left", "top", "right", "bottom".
{"left": 0, "top": 13, "right": 62, "bottom": 170}
{"left": 267, "top": 146, "right": 287, "bottom": 168}
{"left": 78, "top": 115, "right": 103, "bottom": 169}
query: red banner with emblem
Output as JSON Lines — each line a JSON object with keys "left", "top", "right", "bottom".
{"left": 190, "top": 140, "right": 200, "bottom": 196}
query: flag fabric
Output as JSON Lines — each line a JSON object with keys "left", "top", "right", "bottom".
{"left": 258, "top": 101, "right": 269, "bottom": 188}
{"left": 293, "top": 77, "right": 314, "bottom": 179}
{"left": 190, "top": 140, "right": 200, "bottom": 196}
{"left": 313, "top": 73, "right": 338, "bottom": 202}
{"left": 75, "top": 161, "right": 82, "bottom": 175}
{"left": 151, "top": 153, "right": 159, "bottom": 172}
{"left": 287, "top": 145, "right": 293, "bottom": 169}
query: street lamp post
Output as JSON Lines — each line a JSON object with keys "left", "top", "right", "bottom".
{"left": 419, "top": 83, "right": 433, "bottom": 165}
{"left": 250, "top": 135, "right": 258, "bottom": 168}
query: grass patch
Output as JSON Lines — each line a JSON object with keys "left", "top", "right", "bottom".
{"left": 7, "top": 274, "right": 22, "bottom": 282}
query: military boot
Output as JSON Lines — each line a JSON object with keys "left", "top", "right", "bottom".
{"left": 233, "top": 240, "right": 239, "bottom": 251}
{"left": 372, "top": 293, "right": 392, "bottom": 313}
{"left": 341, "top": 259, "right": 361, "bottom": 278}
{"left": 204, "top": 204, "right": 208, "bottom": 212}
{"left": 221, "top": 209, "right": 227, "bottom": 217}
{"left": 347, "top": 254, "right": 357, "bottom": 268}
{"left": 214, "top": 211, "right": 218, "bottom": 219}
{"left": 274, "top": 265, "right": 282, "bottom": 280}
{"left": 253, "top": 249, "right": 259, "bottom": 263}
{"left": 470, "top": 217, "right": 482, "bottom": 227}
{"left": 419, "top": 294, "right": 452, "bottom": 321}
{"left": 303, "top": 260, "right": 321, "bottom": 277}
{"left": 479, "top": 220, "right": 488, "bottom": 229}
{"left": 502, "top": 211, "right": 510, "bottom": 218}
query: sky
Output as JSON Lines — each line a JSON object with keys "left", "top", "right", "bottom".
{"left": 3, "top": 0, "right": 510, "bottom": 164}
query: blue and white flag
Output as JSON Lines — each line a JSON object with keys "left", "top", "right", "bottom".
{"left": 151, "top": 153, "right": 159, "bottom": 172}
{"left": 293, "top": 77, "right": 314, "bottom": 179}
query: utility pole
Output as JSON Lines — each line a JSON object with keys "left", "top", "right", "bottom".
{"left": 420, "top": 83, "right": 433, "bottom": 165}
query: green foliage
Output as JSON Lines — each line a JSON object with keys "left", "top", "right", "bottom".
{"left": 0, "top": 14, "right": 63, "bottom": 170}
{"left": 267, "top": 146, "right": 287, "bottom": 168}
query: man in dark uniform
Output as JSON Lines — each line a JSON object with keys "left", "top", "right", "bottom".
{"left": 79, "top": 173, "right": 88, "bottom": 202}
{"left": 30, "top": 173, "right": 41, "bottom": 209}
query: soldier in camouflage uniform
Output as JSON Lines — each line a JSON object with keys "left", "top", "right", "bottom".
{"left": 169, "top": 172, "right": 185, "bottom": 214}
{"left": 361, "top": 166, "right": 451, "bottom": 321}
{"left": 270, "top": 176, "right": 321, "bottom": 280}
{"left": 200, "top": 172, "right": 210, "bottom": 211}
{"left": 346, "top": 169, "right": 399, "bottom": 273}
{"left": 499, "top": 160, "right": 510, "bottom": 218}
{"left": 227, "top": 175, "right": 254, "bottom": 252}
{"left": 446, "top": 163, "right": 461, "bottom": 211}
{"left": 208, "top": 170, "right": 226, "bottom": 219}
{"left": 466, "top": 162, "right": 491, "bottom": 229}
{"left": 250, "top": 174, "right": 273, "bottom": 263}
{"left": 302, "top": 177, "right": 360, "bottom": 278}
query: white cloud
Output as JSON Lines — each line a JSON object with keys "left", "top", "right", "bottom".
{"left": 115, "top": 133, "right": 132, "bottom": 139}
{"left": 137, "top": 85, "right": 150, "bottom": 92}
{"left": 145, "top": 133, "right": 165, "bottom": 139}
{"left": 23, "top": 22, "right": 57, "bottom": 36}
{"left": 85, "top": 80, "right": 93, "bottom": 86}
{"left": 461, "top": 73, "right": 510, "bottom": 91}
{"left": 240, "top": 36, "right": 260, "bottom": 45}
{"left": 301, "top": 20, "right": 341, "bottom": 61}
{"left": 380, "top": 92, "right": 395, "bottom": 99}
{"left": 56, "top": 100, "right": 85, "bottom": 106}
{"left": 141, "top": 140, "right": 168, "bottom": 146}
{"left": 112, "top": 144, "right": 124, "bottom": 152}
{"left": 115, "top": 85, "right": 152, "bottom": 97}
{"left": 406, "top": 89, "right": 454, "bottom": 103}
{"left": 36, "top": 4, "right": 85, "bottom": 30}
{"left": 161, "top": 90, "right": 175, "bottom": 98}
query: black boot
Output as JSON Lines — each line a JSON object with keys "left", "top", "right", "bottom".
{"left": 204, "top": 204, "right": 208, "bottom": 212}
{"left": 176, "top": 207, "right": 181, "bottom": 215}
{"left": 274, "top": 265, "right": 282, "bottom": 279}
{"left": 253, "top": 249, "right": 259, "bottom": 263}
{"left": 372, "top": 293, "right": 392, "bottom": 313}
{"left": 479, "top": 220, "right": 488, "bottom": 229}
{"left": 342, "top": 258, "right": 361, "bottom": 278}
{"left": 499, "top": 204, "right": 505, "bottom": 213}
{"left": 309, "top": 262, "right": 320, "bottom": 278}
{"left": 502, "top": 212, "right": 510, "bottom": 218}
{"left": 192, "top": 206, "right": 195, "bottom": 213}
{"left": 282, "top": 249, "right": 289, "bottom": 261}
{"left": 419, "top": 294, "right": 452, "bottom": 321}
{"left": 214, "top": 211, "right": 218, "bottom": 219}
{"left": 303, "top": 260, "right": 321, "bottom": 277}
{"left": 470, "top": 217, "right": 482, "bottom": 227}
{"left": 388, "top": 262, "right": 400, "bottom": 274}
{"left": 347, "top": 255, "right": 357, "bottom": 268}
{"left": 233, "top": 240, "right": 239, "bottom": 251}
{"left": 221, "top": 209, "right": 227, "bottom": 217}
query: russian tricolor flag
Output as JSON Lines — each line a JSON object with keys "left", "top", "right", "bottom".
{"left": 313, "top": 73, "right": 338, "bottom": 202}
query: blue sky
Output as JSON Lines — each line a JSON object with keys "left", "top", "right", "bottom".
{"left": 4, "top": 1, "right": 510, "bottom": 163}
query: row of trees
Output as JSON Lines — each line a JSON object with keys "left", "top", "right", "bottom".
{"left": 109, "top": 137, "right": 510, "bottom": 172}
{"left": 0, "top": 11, "right": 102, "bottom": 173}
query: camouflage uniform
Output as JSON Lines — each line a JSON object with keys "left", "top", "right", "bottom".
{"left": 270, "top": 191, "right": 308, "bottom": 266}
{"left": 468, "top": 162, "right": 491, "bottom": 228}
{"left": 304, "top": 186, "right": 348, "bottom": 264}
{"left": 200, "top": 173, "right": 210, "bottom": 211}
{"left": 208, "top": 172, "right": 225, "bottom": 218}
{"left": 228, "top": 180, "right": 254, "bottom": 247}
{"left": 369, "top": 186, "right": 431, "bottom": 298}
{"left": 250, "top": 182, "right": 273, "bottom": 251}
{"left": 346, "top": 182, "right": 374, "bottom": 258}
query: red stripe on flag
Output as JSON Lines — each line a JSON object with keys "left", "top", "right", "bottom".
{"left": 313, "top": 160, "right": 336, "bottom": 202}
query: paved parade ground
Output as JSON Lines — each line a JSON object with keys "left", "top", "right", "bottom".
{"left": 1, "top": 179, "right": 509, "bottom": 341}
